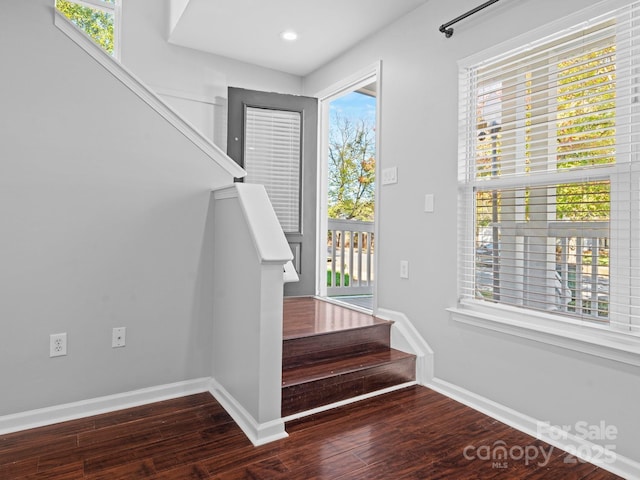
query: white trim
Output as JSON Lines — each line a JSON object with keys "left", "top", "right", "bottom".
{"left": 0, "top": 378, "right": 210, "bottom": 435}
{"left": 427, "top": 377, "right": 640, "bottom": 480}
{"left": 53, "top": 11, "right": 246, "bottom": 180}
{"left": 448, "top": 304, "right": 640, "bottom": 367}
{"left": 212, "top": 185, "right": 239, "bottom": 200}
{"left": 312, "top": 61, "right": 381, "bottom": 101}
{"left": 281, "top": 381, "right": 417, "bottom": 423}
{"left": 372, "top": 61, "right": 382, "bottom": 314}
{"left": 283, "top": 260, "right": 300, "bottom": 283}
{"left": 70, "top": 0, "right": 114, "bottom": 14}
{"left": 317, "top": 295, "right": 372, "bottom": 314}
{"left": 208, "top": 379, "right": 288, "bottom": 446}
{"left": 316, "top": 97, "right": 330, "bottom": 298}
{"left": 112, "top": 0, "right": 122, "bottom": 61}
{"left": 150, "top": 85, "right": 227, "bottom": 107}
{"left": 314, "top": 61, "right": 382, "bottom": 303}
{"left": 376, "top": 307, "right": 435, "bottom": 385}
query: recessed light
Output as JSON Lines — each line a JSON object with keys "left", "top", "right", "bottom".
{"left": 280, "top": 30, "right": 298, "bottom": 41}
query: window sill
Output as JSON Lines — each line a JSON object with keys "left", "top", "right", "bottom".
{"left": 447, "top": 301, "right": 640, "bottom": 366}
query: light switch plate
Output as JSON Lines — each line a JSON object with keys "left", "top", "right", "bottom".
{"left": 382, "top": 167, "right": 398, "bottom": 185}
{"left": 424, "top": 194, "right": 434, "bottom": 212}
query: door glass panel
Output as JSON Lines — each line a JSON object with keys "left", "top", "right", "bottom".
{"left": 244, "top": 107, "right": 301, "bottom": 233}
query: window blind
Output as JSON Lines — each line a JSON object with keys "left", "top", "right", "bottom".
{"left": 458, "top": 2, "right": 640, "bottom": 332}
{"left": 244, "top": 107, "right": 302, "bottom": 233}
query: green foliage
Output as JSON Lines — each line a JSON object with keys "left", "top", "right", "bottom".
{"left": 556, "top": 181, "right": 610, "bottom": 221}
{"left": 328, "top": 113, "right": 376, "bottom": 221}
{"left": 56, "top": 0, "right": 114, "bottom": 55}
{"left": 327, "top": 270, "right": 349, "bottom": 287}
{"left": 556, "top": 46, "right": 616, "bottom": 169}
{"left": 474, "top": 44, "right": 615, "bottom": 229}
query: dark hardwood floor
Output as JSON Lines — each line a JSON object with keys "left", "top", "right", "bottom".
{"left": 0, "top": 386, "right": 621, "bottom": 479}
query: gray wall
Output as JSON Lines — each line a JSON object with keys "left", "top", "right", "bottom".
{"left": 303, "top": 0, "right": 640, "bottom": 464}
{"left": 0, "top": 0, "right": 234, "bottom": 414}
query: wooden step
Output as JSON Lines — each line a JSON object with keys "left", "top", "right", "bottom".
{"left": 281, "top": 349, "right": 416, "bottom": 417}
{"left": 283, "top": 297, "right": 386, "bottom": 339}
{"left": 282, "top": 297, "right": 416, "bottom": 417}
{"left": 283, "top": 322, "right": 391, "bottom": 369}
{"left": 283, "top": 297, "right": 393, "bottom": 368}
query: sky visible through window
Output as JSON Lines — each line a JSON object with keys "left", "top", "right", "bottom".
{"left": 330, "top": 91, "right": 376, "bottom": 122}
{"left": 327, "top": 90, "right": 377, "bottom": 222}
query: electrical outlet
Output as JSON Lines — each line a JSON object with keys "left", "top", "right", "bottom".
{"left": 400, "top": 260, "right": 409, "bottom": 279}
{"left": 50, "top": 333, "right": 67, "bottom": 357}
{"left": 112, "top": 327, "right": 126, "bottom": 348}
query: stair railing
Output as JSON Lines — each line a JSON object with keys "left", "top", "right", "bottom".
{"left": 210, "top": 183, "right": 293, "bottom": 446}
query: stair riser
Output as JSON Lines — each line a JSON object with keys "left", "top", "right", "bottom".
{"left": 283, "top": 324, "right": 391, "bottom": 369}
{"left": 282, "top": 356, "right": 415, "bottom": 416}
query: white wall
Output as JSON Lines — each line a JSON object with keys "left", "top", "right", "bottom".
{"left": 0, "top": 0, "right": 234, "bottom": 415}
{"left": 304, "top": 0, "right": 640, "bottom": 465}
{"left": 120, "top": 0, "right": 303, "bottom": 145}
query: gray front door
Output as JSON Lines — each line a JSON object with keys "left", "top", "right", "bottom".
{"left": 227, "top": 87, "right": 318, "bottom": 297}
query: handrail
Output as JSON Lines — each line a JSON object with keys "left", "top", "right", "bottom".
{"left": 53, "top": 10, "right": 246, "bottom": 180}
{"left": 213, "top": 184, "right": 293, "bottom": 265}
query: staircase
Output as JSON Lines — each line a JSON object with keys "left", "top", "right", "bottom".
{"left": 281, "top": 297, "right": 416, "bottom": 417}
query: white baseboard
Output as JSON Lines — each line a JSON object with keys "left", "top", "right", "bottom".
{"left": 281, "top": 381, "right": 417, "bottom": 423}
{"left": 208, "top": 379, "right": 288, "bottom": 446}
{"left": 0, "top": 377, "right": 287, "bottom": 448}
{"left": 427, "top": 377, "right": 640, "bottom": 480}
{"left": 0, "top": 378, "right": 211, "bottom": 435}
{"left": 376, "top": 307, "right": 435, "bottom": 385}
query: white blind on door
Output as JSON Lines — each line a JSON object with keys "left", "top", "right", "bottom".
{"left": 244, "top": 107, "right": 301, "bottom": 233}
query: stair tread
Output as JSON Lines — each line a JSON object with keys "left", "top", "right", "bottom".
{"left": 283, "top": 297, "right": 390, "bottom": 340}
{"left": 282, "top": 348, "right": 415, "bottom": 387}
{"left": 283, "top": 321, "right": 391, "bottom": 368}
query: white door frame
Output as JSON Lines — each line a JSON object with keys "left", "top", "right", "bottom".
{"left": 313, "top": 61, "right": 382, "bottom": 311}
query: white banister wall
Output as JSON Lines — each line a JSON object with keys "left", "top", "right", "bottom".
{"left": 210, "top": 184, "right": 293, "bottom": 446}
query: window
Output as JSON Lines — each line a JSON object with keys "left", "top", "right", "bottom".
{"left": 244, "top": 107, "right": 302, "bottom": 233}
{"left": 458, "top": 3, "right": 640, "bottom": 334}
{"left": 56, "top": 0, "right": 120, "bottom": 59}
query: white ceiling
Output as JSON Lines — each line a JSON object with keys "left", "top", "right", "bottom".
{"left": 168, "top": 0, "right": 429, "bottom": 76}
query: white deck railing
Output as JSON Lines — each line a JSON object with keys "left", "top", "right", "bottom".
{"left": 552, "top": 222, "right": 609, "bottom": 319}
{"left": 327, "top": 219, "right": 374, "bottom": 296}
{"left": 476, "top": 221, "right": 609, "bottom": 320}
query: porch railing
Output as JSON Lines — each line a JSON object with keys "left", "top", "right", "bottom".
{"left": 476, "top": 221, "right": 609, "bottom": 321}
{"left": 551, "top": 222, "right": 609, "bottom": 319}
{"left": 327, "top": 219, "right": 374, "bottom": 296}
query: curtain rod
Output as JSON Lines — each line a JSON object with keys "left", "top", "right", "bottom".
{"left": 439, "top": 0, "right": 501, "bottom": 38}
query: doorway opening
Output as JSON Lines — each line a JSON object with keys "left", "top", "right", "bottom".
{"left": 319, "top": 72, "right": 378, "bottom": 312}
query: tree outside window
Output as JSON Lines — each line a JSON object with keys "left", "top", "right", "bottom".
{"left": 56, "top": 0, "right": 115, "bottom": 57}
